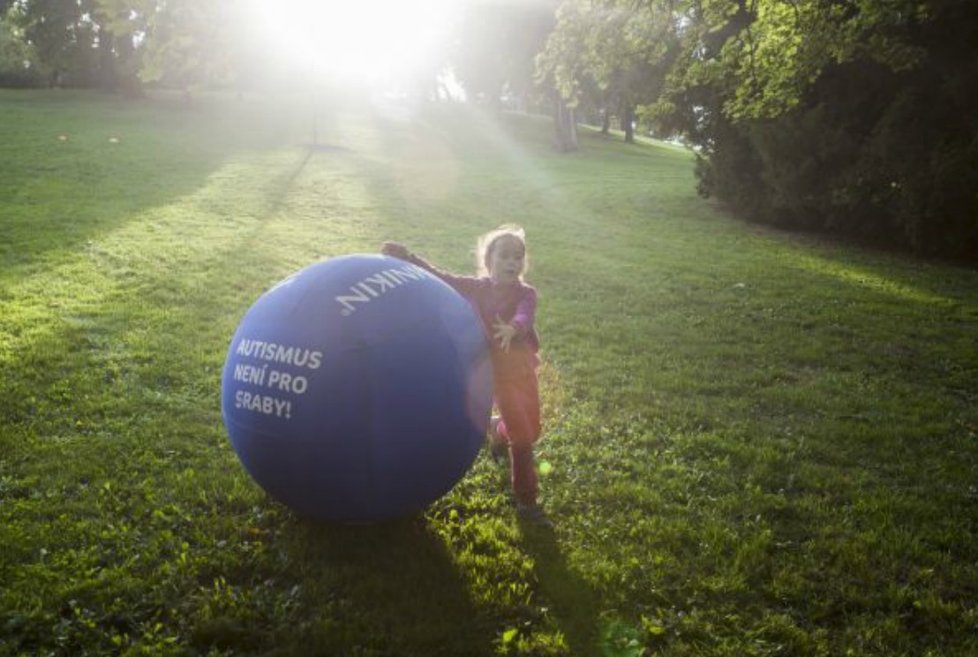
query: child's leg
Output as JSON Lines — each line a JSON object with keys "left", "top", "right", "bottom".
{"left": 486, "top": 415, "right": 508, "bottom": 463}
{"left": 495, "top": 375, "right": 541, "bottom": 505}
{"left": 510, "top": 441, "right": 537, "bottom": 504}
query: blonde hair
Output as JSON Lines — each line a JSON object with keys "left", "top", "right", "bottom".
{"left": 476, "top": 224, "right": 529, "bottom": 278}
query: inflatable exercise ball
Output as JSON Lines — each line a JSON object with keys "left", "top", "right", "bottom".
{"left": 221, "top": 254, "right": 493, "bottom": 522}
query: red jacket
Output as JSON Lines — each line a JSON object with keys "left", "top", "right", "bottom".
{"left": 403, "top": 253, "right": 540, "bottom": 378}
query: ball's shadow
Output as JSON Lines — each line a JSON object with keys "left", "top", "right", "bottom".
{"left": 279, "top": 515, "right": 495, "bottom": 656}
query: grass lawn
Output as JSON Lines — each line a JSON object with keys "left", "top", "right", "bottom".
{"left": 1, "top": 89, "right": 977, "bottom": 657}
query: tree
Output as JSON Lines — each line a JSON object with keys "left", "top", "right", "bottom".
{"left": 535, "top": 0, "right": 590, "bottom": 150}
{"left": 89, "top": 0, "right": 155, "bottom": 95}
{"left": 452, "top": 0, "right": 556, "bottom": 109}
{"left": 539, "top": 0, "right": 680, "bottom": 145}
{"left": 0, "top": 8, "right": 43, "bottom": 87}
{"left": 138, "top": 0, "right": 230, "bottom": 98}
{"left": 648, "top": 0, "right": 978, "bottom": 259}
{"left": 8, "top": 0, "right": 152, "bottom": 92}
{"left": 12, "top": 0, "right": 98, "bottom": 86}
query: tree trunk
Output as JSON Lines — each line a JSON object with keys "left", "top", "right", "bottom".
{"left": 622, "top": 104, "right": 635, "bottom": 144}
{"left": 601, "top": 109, "right": 611, "bottom": 135}
{"left": 97, "top": 24, "right": 143, "bottom": 97}
{"left": 98, "top": 31, "right": 117, "bottom": 92}
{"left": 115, "top": 33, "right": 144, "bottom": 99}
{"left": 552, "top": 97, "right": 578, "bottom": 152}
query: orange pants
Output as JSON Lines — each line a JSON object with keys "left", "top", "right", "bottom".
{"left": 494, "top": 370, "right": 541, "bottom": 505}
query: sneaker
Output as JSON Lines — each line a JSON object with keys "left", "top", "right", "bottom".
{"left": 487, "top": 416, "right": 508, "bottom": 464}
{"left": 516, "top": 502, "right": 553, "bottom": 528}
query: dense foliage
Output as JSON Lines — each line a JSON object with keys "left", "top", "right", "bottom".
{"left": 0, "top": 0, "right": 225, "bottom": 94}
{"left": 660, "top": 0, "right": 978, "bottom": 260}
{"left": 0, "top": 15, "right": 41, "bottom": 87}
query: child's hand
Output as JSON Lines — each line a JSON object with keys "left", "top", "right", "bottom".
{"left": 492, "top": 316, "right": 517, "bottom": 351}
{"left": 382, "top": 242, "right": 409, "bottom": 259}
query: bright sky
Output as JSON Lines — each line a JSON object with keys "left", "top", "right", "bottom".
{"left": 245, "top": 0, "right": 458, "bottom": 87}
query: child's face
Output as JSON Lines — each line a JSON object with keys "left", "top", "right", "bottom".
{"left": 487, "top": 236, "right": 525, "bottom": 284}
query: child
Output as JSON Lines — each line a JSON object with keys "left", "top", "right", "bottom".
{"left": 382, "top": 225, "right": 550, "bottom": 527}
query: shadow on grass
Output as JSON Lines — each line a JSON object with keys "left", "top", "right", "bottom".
{"left": 0, "top": 90, "right": 310, "bottom": 287}
{"left": 276, "top": 517, "right": 495, "bottom": 657}
{"left": 520, "top": 526, "right": 601, "bottom": 656}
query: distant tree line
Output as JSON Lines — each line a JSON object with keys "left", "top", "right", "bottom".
{"left": 2, "top": 0, "right": 975, "bottom": 261}
{"left": 0, "top": 0, "right": 229, "bottom": 95}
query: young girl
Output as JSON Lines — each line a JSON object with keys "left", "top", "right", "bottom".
{"left": 381, "top": 225, "right": 550, "bottom": 526}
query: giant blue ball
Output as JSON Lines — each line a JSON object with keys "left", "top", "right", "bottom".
{"left": 221, "top": 254, "right": 493, "bottom": 522}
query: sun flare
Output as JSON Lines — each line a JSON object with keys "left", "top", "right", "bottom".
{"left": 245, "top": 0, "right": 457, "bottom": 86}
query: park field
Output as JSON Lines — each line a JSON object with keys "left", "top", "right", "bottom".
{"left": 1, "top": 89, "right": 977, "bottom": 656}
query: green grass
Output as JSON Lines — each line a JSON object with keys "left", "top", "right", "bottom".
{"left": 1, "top": 89, "right": 977, "bottom": 657}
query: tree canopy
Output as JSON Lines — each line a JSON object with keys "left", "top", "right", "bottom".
{"left": 648, "top": 0, "right": 978, "bottom": 259}
{"left": 2, "top": 0, "right": 230, "bottom": 94}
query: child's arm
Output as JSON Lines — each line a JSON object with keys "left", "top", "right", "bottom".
{"left": 510, "top": 286, "right": 537, "bottom": 334}
{"left": 381, "top": 242, "right": 411, "bottom": 260}
{"left": 492, "top": 287, "right": 537, "bottom": 351}
{"left": 381, "top": 242, "right": 480, "bottom": 296}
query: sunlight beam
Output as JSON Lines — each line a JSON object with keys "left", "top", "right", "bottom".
{"left": 244, "top": 0, "right": 456, "bottom": 88}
